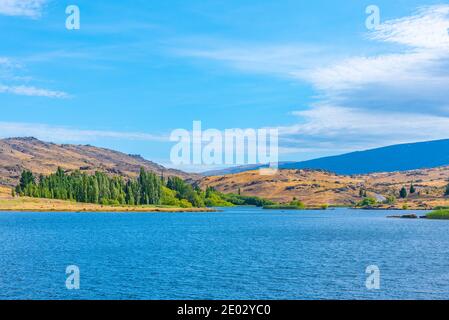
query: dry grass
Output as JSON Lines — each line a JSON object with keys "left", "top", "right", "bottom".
{"left": 201, "top": 167, "right": 449, "bottom": 209}
{"left": 0, "top": 186, "right": 12, "bottom": 199}
{"left": 0, "top": 189, "right": 214, "bottom": 213}
{"left": 201, "top": 169, "right": 364, "bottom": 206}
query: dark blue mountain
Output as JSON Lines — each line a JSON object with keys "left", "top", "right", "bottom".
{"left": 281, "top": 139, "right": 449, "bottom": 174}
{"left": 204, "top": 139, "right": 449, "bottom": 176}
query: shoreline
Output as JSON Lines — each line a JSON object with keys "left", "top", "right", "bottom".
{"left": 352, "top": 206, "right": 433, "bottom": 211}
{"left": 0, "top": 207, "right": 216, "bottom": 213}
{"left": 0, "top": 196, "right": 216, "bottom": 213}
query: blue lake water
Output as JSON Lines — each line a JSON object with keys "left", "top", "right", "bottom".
{"left": 1, "top": 207, "right": 449, "bottom": 300}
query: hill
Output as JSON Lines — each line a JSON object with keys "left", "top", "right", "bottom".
{"left": 0, "top": 137, "right": 197, "bottom": 187}
{"left": 4, "top": 137, "right": 449, "bottom": 210}
{"left": 200, "top": 166, "right": 449, "bottom": 209}
{"left": 203, "top": 139, "right": 449, "bottom": 176}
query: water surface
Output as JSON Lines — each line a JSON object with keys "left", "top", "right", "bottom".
{"left": 1, "top": 207, "right": 448, "bottom": 300}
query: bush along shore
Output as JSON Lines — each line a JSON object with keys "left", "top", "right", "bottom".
{"left": 264, "top": 199, "right": 306, "bottom": 210}
{"left": 11, "top": 167, "right": 274, "bottom": 211}
{"left": 388, "top": 209, "right": 449, "bottom": 220}
{"left": 354, "top": 197, "right": 449, "bottom": 220}
{"left": 426, "top": 209, "right": 449, "bottom": 220}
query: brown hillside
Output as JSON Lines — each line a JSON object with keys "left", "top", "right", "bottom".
{"left": 0, "top": 137, "right": 198, "bottom": 186}
{"left": 200, "top": 167, "right": 449, "bottom": 209}
{"left": 200, "top": 169, "right": 364, "bottom": 206}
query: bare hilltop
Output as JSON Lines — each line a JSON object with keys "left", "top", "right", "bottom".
{"left": 0, "top": 137, "right": 197, "bottom": 187}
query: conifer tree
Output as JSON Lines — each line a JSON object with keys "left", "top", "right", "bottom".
{"left": 400, "top": 186, "right": 407, "bottom": 199}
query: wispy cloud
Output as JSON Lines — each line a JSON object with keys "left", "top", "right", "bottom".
{"left": 0, "top": 84, "right": 68, "bottom": 98}
{"left": 370, "top": 5, "right": 449, "bottom": 49}
{"left": 277, "top": 105, "right": 449, "bottom": 155}
{"left": 176, "top": 5, "right": 449, "bottom": 156}
{"left": 175, "top": 43, "right": 325, "bottom": 77}
{"left": 0, "top": 56, "right": 69, "bottom": 98}
{"left": 0, "top": 57, "right": 17, "bottom": 68}
{"left": 0, "top": 0, "right": 47, "bottom": 18}
{"left": 0, "top": 122, "right": 168, "bottom": 143}
{"left": 305, "top": 5, "right": 449, "bottom": 115}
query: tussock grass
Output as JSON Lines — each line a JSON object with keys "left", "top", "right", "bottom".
{"left": 426, "top": 209, "right": 449, "bottom": 220}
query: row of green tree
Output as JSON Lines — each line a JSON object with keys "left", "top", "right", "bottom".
{"left": 14, "top": 167, "right": 273, "bottom": 208}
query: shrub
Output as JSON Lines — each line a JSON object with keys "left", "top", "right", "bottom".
{"left": 427, "top": 209, "right": 449, "bottom": 220}
{"left": 357, "top": 197, "right": 377, "bottom": 207}
{"left": 204, "top": 193, "right": 233, "bottom": 207}
{"left": 161, "top": 187, "right": 181, "bottom": 206}
{"left": 179, "top": 199, "right": 193, "bottom": 208}
{"left": 289, "top": 200, "right": 306, "bottom": 209}
{"left": 384, "top": 195, "right": 396, "bottom": 205}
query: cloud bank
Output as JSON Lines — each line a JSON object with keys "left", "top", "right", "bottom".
{"left": 178, "top": 5, "right": 449, "bottom": 156}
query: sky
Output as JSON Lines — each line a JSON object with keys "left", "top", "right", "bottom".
{"left": 1, "top": 0, "right": 449, "bottom": 172}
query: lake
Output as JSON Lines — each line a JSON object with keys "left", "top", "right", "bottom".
{"left": 1, "top": 207, "right": 448, "bottom": 300}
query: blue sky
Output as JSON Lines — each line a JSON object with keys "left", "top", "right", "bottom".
{"left": 1, "top": 0, "right": 449, "bottom": 172}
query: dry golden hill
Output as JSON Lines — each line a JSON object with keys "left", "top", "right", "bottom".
{"left": 0, "top": 137, "right": 197, "bottom": 187}
{"left": 200, "top": 167, "right": 449, "bottom": 209}
{"left": 201, "top": 169, "right": 364, "bottom": 206}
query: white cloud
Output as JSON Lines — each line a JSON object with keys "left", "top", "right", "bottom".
{"left": 0, "top": 84, "right": 69, "bottom": 98}
{"left": 0, "top": 57, "right": 13, "bottom": 66}
{"left": 0, "top": 56, "right": 21, "bottom": 73}
{"left": 0, "top": 0, "right": 47, "bottom": 18}
{"left": 0, "top": 56, "right": 69, "bottom": 98}
{"left": 177, "top": 5, "right": 449, "bottom": 156}
{"left": 278, "top": 105, "right": 449, "bottom": 152}
{"left": 0, "top": 122, "right": 168, "bottom": 143}
{"left": 370, "top": 5, "right": 449, "bottom": 49}
{"left": 304, "top": 5, "right": 449, "bottom": 114}
{"left": 176, "top": 44, "right": 324, "bottom": 77}
{"left": 303, "top": 51, "right": 437, "bottom": 92}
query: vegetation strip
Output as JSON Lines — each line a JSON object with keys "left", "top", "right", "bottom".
{"left": 426, "top": 209, "right": 449, "bottom": 220}
{"left": 11, "top": 167, "right": 274, "bottom": 211}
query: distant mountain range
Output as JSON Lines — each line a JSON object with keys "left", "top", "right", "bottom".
{"left": 3, "top": 137, "right": 449, "bottom": 190}
{"left": 2, "top": 136, "right": 449, "bottom": 209}
{"left": 204, "top": 139, "right": 449, "bottom": 176}
{"left": 0, "top": 137, "right": 197, "bottom": 187}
